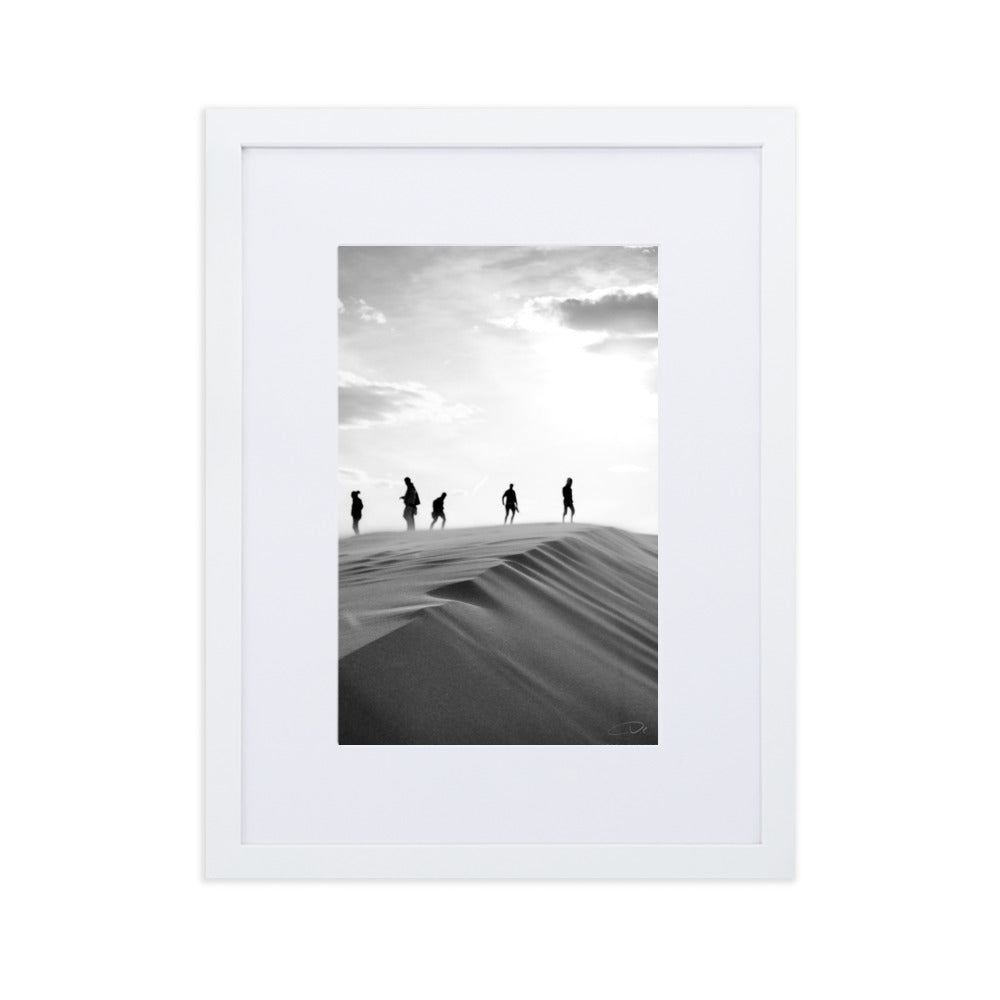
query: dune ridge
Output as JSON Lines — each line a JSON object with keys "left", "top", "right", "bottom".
{"left": 338, "top": 524, "right": 657, "bottom": 745}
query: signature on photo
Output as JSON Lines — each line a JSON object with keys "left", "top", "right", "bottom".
{"left": 608, "top": 720, "right": 648, "bottom": 737}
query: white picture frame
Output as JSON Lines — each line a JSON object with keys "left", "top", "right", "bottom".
{"left": 205, "top": 108, "right": 795, "bottom": 878}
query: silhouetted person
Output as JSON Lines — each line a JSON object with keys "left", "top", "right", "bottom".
{"left": 400, "top": 476, "right": 420, "bottom": 530}
{"left": 562, "top": 477, "right": 575, "bottom": 523}
{"left": 430, "top": 492, "right": 447, "bottom": 529}
{"left": 350, "top": 490, "right": 363, "bottom": 535}
{"left": 502, "top": 483, "right": 518, "bottom": 524}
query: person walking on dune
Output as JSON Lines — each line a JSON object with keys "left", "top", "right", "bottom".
{"left": 430, "top": 492, "right": 447, "bottom": 529}
{"left": 400, "top": 476, "right": 420, "bottom": 530}
{"left": 502, "top": 483, "right": 518, "bottom": 524}
{"left": 562, "top": 477, "right": 575, "bottom": 523}
{"left": 350, "top": 490, "right": 364, "bottom": 535}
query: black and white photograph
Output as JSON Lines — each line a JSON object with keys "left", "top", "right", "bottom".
{"left": 337, "top": 246, "right": 658, "bottom": 744}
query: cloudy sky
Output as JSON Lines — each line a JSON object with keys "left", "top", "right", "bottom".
{"left": 338, "top": 246, "right": 658, "bottom": 534}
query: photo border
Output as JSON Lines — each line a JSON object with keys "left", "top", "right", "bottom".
{"left": 205, "top": 108, "right": 795, "bottom": 878}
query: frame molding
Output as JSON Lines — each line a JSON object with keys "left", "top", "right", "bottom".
{"left": 205, "top": 108, "right": 795, "bottom": 878}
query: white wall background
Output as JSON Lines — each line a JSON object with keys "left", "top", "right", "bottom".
{"left": 1, "top": 2, "right": 997, "bottom": 998}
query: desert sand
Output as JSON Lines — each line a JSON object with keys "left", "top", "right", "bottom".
{"left": 339, "top": 523, "right": 657, "bottom": 744}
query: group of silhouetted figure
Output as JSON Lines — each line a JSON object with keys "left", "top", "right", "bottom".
{"left": 348, "top": 476, "right": 576, "bottom": 535}
{"left": 500, "top": 479, "right": 575, "bottom": 525}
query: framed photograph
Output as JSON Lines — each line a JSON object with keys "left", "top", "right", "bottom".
{"left": 205, "top": 108, "right": 795, "bottom": 877}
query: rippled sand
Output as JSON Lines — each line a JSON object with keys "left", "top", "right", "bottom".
{"left": 339, "top": 524, "right": 657, "bottom": 745}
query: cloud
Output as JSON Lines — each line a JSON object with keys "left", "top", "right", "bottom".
{"left": 585, "top": 333, "right": 659, "bottom": 359}
{"left": 556, "top": 290, "right": 657, "bottom": 333}
{"left": 488, "top": 286, "right": 658, "bottom": 341}
{"left": 339, "top": 372, "right": 476, "bottom": 429}
{"left": 486, "top": 299, "right": 558, "bottom": 336}
{"left": 339, "top": 297, "right": 387, "bottom": 325}
{"left": 356, "top": 299, "right": 387, "bottom": 324}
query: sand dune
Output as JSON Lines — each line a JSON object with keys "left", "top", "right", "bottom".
{"left": 339, "top": 524, "right": 657, "bottom": 745}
